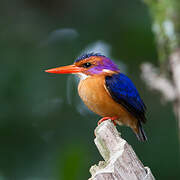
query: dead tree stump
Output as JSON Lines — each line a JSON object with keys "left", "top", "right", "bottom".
{"left": 89, "top": 120, "right": 155, "bottom": 180}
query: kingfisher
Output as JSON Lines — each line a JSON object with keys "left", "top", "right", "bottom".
{"left": 45, "top": 53, "right": 147, "bottom": 141}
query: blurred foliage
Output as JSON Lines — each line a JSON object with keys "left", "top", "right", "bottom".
{"left": 0, "top": 0, "right": 179, "bottom": 179}
{"left": 144, "top": 0, "right": 180, "bottom": 63}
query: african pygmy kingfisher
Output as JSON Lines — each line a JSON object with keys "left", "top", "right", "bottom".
{"left": 45, "top": 53, "right": 147, "bottom": 141}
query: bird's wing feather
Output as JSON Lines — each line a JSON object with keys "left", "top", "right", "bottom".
{"left": 105, "top": 73, "right": 146, "bottom": 123}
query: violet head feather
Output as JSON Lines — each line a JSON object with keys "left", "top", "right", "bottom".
{"left": 75, "top": 53, "right": 120, "bottom": 75}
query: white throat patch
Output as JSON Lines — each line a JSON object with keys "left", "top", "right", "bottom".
{"left": 77, "top": 73, "right": 89, "bottom": 80}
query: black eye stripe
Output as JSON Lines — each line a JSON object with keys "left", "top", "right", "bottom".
{"left": 82, "top": 62, "right": 92, "bottom": 68}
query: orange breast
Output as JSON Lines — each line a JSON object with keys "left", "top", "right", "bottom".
{"left": 78, "top": 75, "right": 137, "bottom": 126}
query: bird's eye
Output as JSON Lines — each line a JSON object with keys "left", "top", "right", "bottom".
{"left": 82, "top": 62, "right": 92, "bottom": 68}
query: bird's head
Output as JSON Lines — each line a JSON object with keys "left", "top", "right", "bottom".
{"left": 45, "top": 53, "right": 120, "bottom": 79}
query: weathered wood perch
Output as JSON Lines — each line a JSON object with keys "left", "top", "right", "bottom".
{"left": 89, "top": 120, "right": 155, "bottom": 180}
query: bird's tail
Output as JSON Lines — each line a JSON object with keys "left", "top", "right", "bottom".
{"left": 135, "top": 120, "right": 147, "bottom": 142}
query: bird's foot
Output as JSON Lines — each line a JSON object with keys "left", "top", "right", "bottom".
{"left": 98, "top": 117, "right": 117, "bottom": 126}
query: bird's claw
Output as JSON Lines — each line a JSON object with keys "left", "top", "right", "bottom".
{"left": 98, "top": 117, "right": 117, "bottom": 126}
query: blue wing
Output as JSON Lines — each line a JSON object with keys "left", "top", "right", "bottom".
{"left": 105, "top": 73, "right": 146, "bottom": 123}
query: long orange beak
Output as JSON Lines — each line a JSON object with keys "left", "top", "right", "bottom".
{"left": 45, "top": 64, "right": 83, "bottom": 74}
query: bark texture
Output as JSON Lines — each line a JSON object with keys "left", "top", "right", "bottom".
{"left": 89, "top": 120, "right": 155, "bottom": 180}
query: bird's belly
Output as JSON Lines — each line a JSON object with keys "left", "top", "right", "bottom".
{"left": 78, "top": 76, "right": 134, "bottom": 125}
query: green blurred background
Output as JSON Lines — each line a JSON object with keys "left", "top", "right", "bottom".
{"left": 0, "top": 0, "right": 179, "bottom": 179}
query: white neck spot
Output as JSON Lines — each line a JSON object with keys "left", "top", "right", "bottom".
{"left": 102, "top": 69, "right": 111, "bottom": 73}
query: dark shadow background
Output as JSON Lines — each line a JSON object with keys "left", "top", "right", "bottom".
{"left": 0, "top": 0, "right": 179, "bottom": 179}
